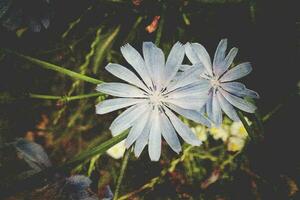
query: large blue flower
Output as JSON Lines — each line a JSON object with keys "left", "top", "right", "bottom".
{"left": 185, "top": 39, "right": 259, "bottom": 127}
{"left": 96, "top": 42, "right": 211, "bottom": 161}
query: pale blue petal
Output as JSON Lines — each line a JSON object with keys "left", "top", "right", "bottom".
{"left": 120, "top": 44, "right": 152, "bottom": 87}
{"left": 184, "top": 42, "right": 200, "bottom": 64}
{"left": 105, "top": 63, "right": 149, "bottom": 92}
{"left": 212, "top": 91, "right": 222, "bottom": 127}
{"left": 165, "top": 107, "right": 202, "bottom": 146}
{"left": 167, "top": 103, "right": 211, "bottom": 127}
{"left": 221, "top": 82, "right": 245, "bottom": 93}
{"left": 166, "top": 65, "right": 204, "bottom": 92}
{"left": 160, "top": 111, "right": 182, "bottom": 153}
{"left": 163, "top": 42, "right": 185, "bottom": 86}
{"left": 125, "top": 110, "right": 150, "bottom": 148}
{"left": 185, "top": 43, "right": 213, "bottom": 76}
{"left": 220, "top": 62, "right": 252, "bottom": 82}
{"left": 206, "top": 91, "right": 213, "bottom": 120}
{"left": 96, "top": 83, "right": 147, "bottom": 98}
{"left": 221, "top": 82, "right": 259, "bottom": 99}
{"left": 213, "top": 39, "right": 227, "bottom": 74}
{"left": 148, "top": 107, "right": 162, "bottom": 161}
{"left": 134, "top": 112, "right": 152, "bottom": 157}
{"left": 179, "top": 64, "right": 192, "bottom": 71}
{"left": 165, "top": 96, "right": 208, "bottom": 111}
{"left": 216, "top": 90, "right": 240, "bottom": 121}
{"left": 143, "top": 42, "right": 165, "bottom": 89}
{"left": 166, "top": 80, "right": 210, "bottom": 99}
{"left": 109, "top": 103, "right": 149, "bottom": 136}
{"left": 15, "top": 139, "right": 52, "bottom": 170}
{"left": 220, "top": 47, "right": 238, "bottom": 75}
{"left": 240, "top": 88, "right": 260, "bottom": 99}
{"left": 96, "top": 98, "right": 145, "bottom": 114}
{"left": 219, "top": 88, "right": 257, "bottom": 113}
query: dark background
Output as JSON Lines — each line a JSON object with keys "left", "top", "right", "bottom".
{"left": 0, "top": 0, "right": 298, "bottom": 199}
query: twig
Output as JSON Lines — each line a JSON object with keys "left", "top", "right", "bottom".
{"left": 2, "top": 49, "right": 103, "bottom": 84}
{"left": 113, "top": 149, "right": 130, "bottom": 200}
{"left": 237, "top": 111, "right": 255, "bottom": 141}
{"left": 29, "top": 92, "right": 104, "bottom": 102}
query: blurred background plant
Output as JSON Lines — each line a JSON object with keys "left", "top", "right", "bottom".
{"left": 0, "top": 0, "right": 299, "bottom": 199}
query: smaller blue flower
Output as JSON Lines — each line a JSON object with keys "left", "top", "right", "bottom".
{"left": 185, "top": 39, "right": 259, "bottom": 127}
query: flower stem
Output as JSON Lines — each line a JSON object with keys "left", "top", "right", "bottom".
{"left": 3, "top": 49, "right": 103, "bottom": 84}
{"left": 29, "top": 92, "right": 104, "bottom": 102}
{"left": 113, "top": 149, "right": 130, "bottom": 200}
{"left": 237, "top": 111, "right": 256, "bottom": 141}
{"left": 67, "top": 130, "right": 129, "bottom": 167}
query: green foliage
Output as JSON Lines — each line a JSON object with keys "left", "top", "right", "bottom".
{"left": 0, "top": 0, "right": 298, "bottom": 199}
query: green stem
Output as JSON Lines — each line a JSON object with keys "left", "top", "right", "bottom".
{"left": 3, "top": 49, "right": 102, "bottom": 84}
{"left": 67, "top": 130, "right": 129, "bottom": 167}
{"left": 262, "top": 92, "right": 297, "bottom": 122}
{"left": 29, "top": 92, "right": 104, "bottom": 102}
{"left": 262, "top": 103, "right": 283, "bottom": 122}
{"left": 237, "top": 111, "right": 255, "bottom": 141}
{"left": 113, "top": 149, "right": 130, "bottom": 200}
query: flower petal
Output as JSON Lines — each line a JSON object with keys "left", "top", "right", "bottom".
{"left": 206, "top": 91, "right": 213, "bottom": 120}
{"left": 125, "top": 110, "right": 151, "bottom": 148}
{"left": 167, "top": 103, "right": 211, "bottom": 127}
{"left": 165, "top": 107, "right": 202, "bottom": 146}
{"left": 240, "top": 88, "right": 260, "bottom": 99}
{"left": 96, "top": 83, "right": 147, "bottom": 98}
{"left": 213, "top": 39, "right": 227, "bottom": 74}
{"left": 166, "top": 80, "right": 210, "bottom": 99}
{"left": 212, "top": 91, "right": 222, "bottom": 127}
{"left": 185, "top": 42, "right": 213, "bottom": 76}
{"left": 221, "top": 47, "right": 238, "bottom": 74}
{"left": 165, "top": 95, "right": 208, "bottom": 111}
{"left": 220, "top": 62, "right": 252, "bottom": 82}
{"left": 160, "top": 111, "right": 182, "bottom": 153}
{"left": 221, "top": 82, "right": 245, "bottom": 93}
{"left": 109, "top": 103, "right": 149, "bottom": 136}
{"left": 216, "top": 90, "right": 240, "bottom": 121}
{"left": 219, "top": 88, "right": 257, "bottom": 113}
{"left": 166, "top": 64, "right": 204, "bottom": 92}
{"left": 143, "top": 42, "right": 165, "bottom": 89}
{"left": 179, "top": 64, "right": 192, "bottom": 71}
{"left": 148, "top": 107, "right": 162, "bottom": 161}
{"left": 96, "top": 98, "right": 145, "bottom": 114}
{"left": 134, "top": 113, "right": 152, "bottom": 157}
{"left": 221, "top": 82, "right": 259, "bottom": 99}
{"left": 163, "top": 42, "right": 185, "bottom": 86}
{"left": 120, "top": 43, "right": 152, "bottom": 87}
{"left": 105, "top": 63, "right": 149, "bottom": 92}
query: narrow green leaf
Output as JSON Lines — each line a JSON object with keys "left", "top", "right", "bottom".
{"left": 29, "top": 92, "right": 104, "bottom": 102}
{"left": 5, "top": 50, "right": 103, "bottom": 84}
{"left": 78, "top": 27, "right": 103, "bottom": 71}
{"left": 237, "top": 111, "right": 256, "bottom": 141}
{"left": 67, "top": 130, "right": 129, "bottom": 167}
{"left": 113, "top": 149, "right": 130, "bottom": 200}
{"left": 87, "top": 155, "right": 100, "bottom": 177}
{"left": 92, "top": 26, "right": 120, "bottom": 73}
{"left": 62, "top": 6, "right": 93, "bottom": 39}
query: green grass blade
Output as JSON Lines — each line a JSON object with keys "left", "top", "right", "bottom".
{"left": 4, "top": 50, "right": 103, "bottom": 84}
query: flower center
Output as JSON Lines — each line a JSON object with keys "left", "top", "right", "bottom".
{"left": 210, "top": 77, "right": 220, "bottom": 88}
{"left": 149, "top": 91, "right": 164, "bottom": 106}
